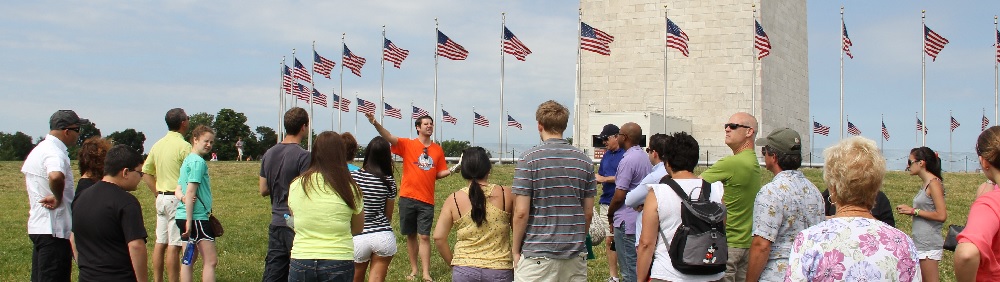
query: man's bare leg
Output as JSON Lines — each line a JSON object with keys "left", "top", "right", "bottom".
{"left": 153, "top": 243, "right": 166, "bottom": 282}
{"left": 406, "top": 234, "right": 419, "bottom": 279}
{"left": 166, "top": 245, "right": 181, "bottom": 282}
{"left": 418, "top": 234, "right": 432, "bottom": 281}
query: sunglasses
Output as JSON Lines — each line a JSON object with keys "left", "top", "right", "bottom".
{"left": 645, "top": 147, "right": 654, "bottom": 153}
{"left": 423, "top": 147, "right": 428, "bottom": 155}
{"left": 907, "top": 159, "right": 921, "bottom": 167}
{"left": 724, "top": 123, "right": 751, "bottom": 130}
{"left": 64, "top": 127, "right": 81, "bottom": 133}
{"left": 127, "top": 168, "right": 144, "bottom": 177}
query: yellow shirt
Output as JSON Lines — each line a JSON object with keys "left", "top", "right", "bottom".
{"left": 452, "top": 184, "right": 513, "bottom": 269}
{"left": 288, "top": 173, "right": 362, "bottom": 260}
{"left": 142, "top": 131, "right": 192, "bottom": 193}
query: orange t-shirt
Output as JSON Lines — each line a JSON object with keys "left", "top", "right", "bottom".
{"left": 391, "top": 138, "right": 447, "bottom": 204}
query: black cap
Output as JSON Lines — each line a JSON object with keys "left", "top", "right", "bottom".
{"left": 599, "top": 124, "right": 620, "bottom": 141}
{"left": 49, "top": 110, "right": 90, "bottom": 130}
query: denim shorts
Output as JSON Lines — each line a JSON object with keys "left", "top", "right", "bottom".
{"left": 288, "top": 259, "right": 353, "bottom": 282}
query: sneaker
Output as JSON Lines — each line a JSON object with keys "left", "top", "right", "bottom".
{"left": 607, "top": 277, "right": 620, "bottom": 282}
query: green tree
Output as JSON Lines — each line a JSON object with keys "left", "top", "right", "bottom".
{"left": 185, "top": 112, "right": 215, "bottom": 141}
{"left": 212, "top": 108, "right": 252, "bottom": 161}
{"left": 254, "top": 126, "right": 278, "bottom": 155}
{"left": 69, "top": 122, "right": 101, "bottom": 160}
{"left": 440, "top": 139, "right": 470, "bottom": 157}
{"left": 0, "top": 131, "right": 36, "bottom": 161}
{"left": 107, "top": 129, "right": 146, "bottom": 155}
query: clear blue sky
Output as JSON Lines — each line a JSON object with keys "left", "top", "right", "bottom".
{"left": 1, "top": 1, "right": 998, "bottom": 157}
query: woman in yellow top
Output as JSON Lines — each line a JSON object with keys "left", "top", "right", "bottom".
{"left": 433, "top": 147, "right": 514, "bottom": 282}
{"left": 287, "top": 132, "right": 364, "bottom": 282}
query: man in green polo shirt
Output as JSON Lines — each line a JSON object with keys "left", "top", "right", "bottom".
{"left": 142, "top": 108, "right": 192, "bottom": 282}
{"left": 700, "top": 112, "right": 762, "bottom": 282}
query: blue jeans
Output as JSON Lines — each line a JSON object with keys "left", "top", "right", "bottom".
{"left": 614, "top": 224, "right": 637, "bottom": 282}
{"left": 288, "top": 259, "right": 353, "bottom": 282}
{"left": 262, "top": 225, "right": 294, "bottom": 282}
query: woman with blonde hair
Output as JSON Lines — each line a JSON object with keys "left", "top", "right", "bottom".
{"left": 955, "top": 126, "right": 1000, "bottom": 281}
{"left": 785, "top": 137, "right": 920, "bottom": 281}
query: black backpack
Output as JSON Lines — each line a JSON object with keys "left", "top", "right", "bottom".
{"left": 658, "top": 176, "right": 728, "bottom": 275}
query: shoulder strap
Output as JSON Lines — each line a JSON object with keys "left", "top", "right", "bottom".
{"left": 499, "top": 185, "right": 506, "bottom": 213}
{"left": 195, "top": 189, "right": 212, "bottom": 215}
{"left": 453, "top": 192, "right": 461, "bottom": 218}
{"left": 659, "top": 176, "right": 691, "bottom": 202}
{"left": 699, "top": 180, "right": 712, "bottom": 201}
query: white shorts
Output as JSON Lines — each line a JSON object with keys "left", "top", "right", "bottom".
{"left": 155, "top": 194, "right": 183, "bottom": 246}
{"left": 353, "top": 231, "right": 397, "bottom": 263}
{"left": 917, "top": 249, "right": 943, "bottom": 261}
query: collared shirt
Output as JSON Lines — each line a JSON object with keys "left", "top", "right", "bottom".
{"left": 752, "top": 170, "right": 825, "bottom": 281}
{"left": 22, "top": 134, "right": 74, "bottom": 238}
{"left": 597, "top": 148, "right": 624, "bottom": 204}
{"left": 143, "top": 131, "right": 192, "bottom": 193}
{"left": 625, "top": 162, "right": 667, "bottom": 246}
{"left": 613, "top": 145, "right": 652, "bottom": 235}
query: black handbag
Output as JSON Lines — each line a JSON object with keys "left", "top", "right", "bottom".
{"left": 943, "top": 224, "right": 965, "bottom": 251}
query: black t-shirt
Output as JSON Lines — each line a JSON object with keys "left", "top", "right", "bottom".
{"left": 74, "top": 177, "right": 98, "bottom": 202}
{"left": 260, "top": 143, "right": 311, "bottom": 226}
{"left": 71, "top": 181, "right": 147, "bottom": 281}
{"left": 822, "top": 189, "right": 896, "bottom": 228}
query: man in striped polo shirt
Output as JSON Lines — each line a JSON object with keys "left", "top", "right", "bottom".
{"left": 512, "top": 100, "right": 597, "bottom": 282}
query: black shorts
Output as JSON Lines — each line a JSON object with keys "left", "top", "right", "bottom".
{"left": 175, "top": 219, "right": 216, "bottom": 242}
{"left": 398, "top": 197, "right": 434, "bottom": 235}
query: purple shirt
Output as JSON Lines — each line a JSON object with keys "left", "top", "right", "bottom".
{"left": 614, "top": 145, "right": 652, "bottom": 234}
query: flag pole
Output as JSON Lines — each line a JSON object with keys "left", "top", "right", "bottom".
{"left": 309, "top": 43, "right": 316, "bottom": 149}
{"left": 440, "top": 104, "right": 445, "bottom": 143}
{"left": 410, "top": 100, "right": 414, "bottom": 139}
{"left": 575, "top": 8, "right": 583, "bottom": 147}
{"left": 434, "top": 19, "right": 440, "bottom": 143}
{"left": 381, "top": 26, "right": 386, "bottom": 124}
{"left": 292, "top": 49, "right": 298, "bottom": 108}
{"left": 279, "top": 57, "right": 286, "bottom": 143}
{"left": 752, "top": 4, "right": 758, "bottom": 129}
{"left": 355, "top": 91, "right": 359, "bottom": 135}
{"left": 921, "top": 11, "right": 927, "bottom": 146}
{"left": 880, "top": 114, "right": 884, "bottom": 153}
{"left": 915, "top": 112, "right": 919, "bottom": 146}
{"left": 663, "top": 6, "right": 669, "bottom": 133}
{"left": 472, "top": 106, "right": 476, "bottom": 147}
{"left": 500, "top": 13, "right": 506, "bottom": 164}
{"left": 950, "top": 110, "right": 953, "bottom": 172}
{"left": 995, "top": 16, "right": 998, "bottom": 125}
{"left": 340, "top": 33, "right": 346, "bottom": 132}
{"left": 840, "top": 6, "right": 845, "bottom": 140}
{"left": 810, "top": 116, "right": 814, "bottom": 165}
{"left": 506, "top": 111, "right": 510, "bottom": 163}
{"left": 332, "top": 87, "right": 337, "bottom": 132}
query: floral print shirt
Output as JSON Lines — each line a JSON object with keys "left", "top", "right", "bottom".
{"left": 752, "top": 170, "right": 826, "bottom": 281}
{"left": 785, "top": 217, "right": 921, "bottom": 282}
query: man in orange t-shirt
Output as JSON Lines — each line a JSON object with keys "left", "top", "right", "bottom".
{"left": 365, "top": 112, "right": 451, "bottom": 282}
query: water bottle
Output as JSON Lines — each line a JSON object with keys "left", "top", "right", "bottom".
{"left": 181, "top": 240, "right": 196, "bottom": 265}
{"left": 284, "top": 214, "right": 294, "bottom": 229}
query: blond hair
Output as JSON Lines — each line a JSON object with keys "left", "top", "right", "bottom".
{"left": 535, "top": 100, "right": 569, "bottom": 134}
{"left": 823, "top": 136, "right": 885, "bottom": 209}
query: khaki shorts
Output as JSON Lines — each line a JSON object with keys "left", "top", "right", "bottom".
{"left": 155, "top": 194, "right": 183, "bottom": 246}
{"left": 514, "top": 254, "right": 587, "bottom": 282}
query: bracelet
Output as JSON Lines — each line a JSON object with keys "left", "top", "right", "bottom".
{"left": 914, "top": 209, "right": 920, "bottom": 217}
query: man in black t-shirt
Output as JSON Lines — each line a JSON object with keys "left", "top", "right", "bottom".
{"left": 258, "top": 107, "right": 311, "bottom": 282}
{"left": 72, "top": 145, "right": 148, "bottom": 281}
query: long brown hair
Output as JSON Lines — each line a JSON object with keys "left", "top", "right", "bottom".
{"left": 78, "top": 137, "right": 111, "bottom": 178}
{"left": 301, "top": 131, "right": 360, "bottom": 210}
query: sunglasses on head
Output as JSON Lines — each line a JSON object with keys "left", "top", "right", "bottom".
{"left": 724, "top": 123, "right": 751, "bottom": 130}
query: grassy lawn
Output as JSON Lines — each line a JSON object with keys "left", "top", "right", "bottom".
{"left": 0, "top": 161, "right": 982, "bottom": 281}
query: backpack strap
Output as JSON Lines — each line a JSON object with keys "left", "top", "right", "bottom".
{"left": 659, "top": 176, "right": 695, "bottom": 202}
{"left": 697, "top": 180, "right": 712, "bottom": 202}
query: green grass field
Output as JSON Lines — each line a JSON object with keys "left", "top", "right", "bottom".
{"left": 0, "top": 161, "right": 983, "bottom": 281}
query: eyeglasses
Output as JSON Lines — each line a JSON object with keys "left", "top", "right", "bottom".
{"left": 645, "top": 147, "right": 654, "bottom": 153}
{"left": 760, "top": 146, "right": 770, "bottom": 156}
{"left": 724, "top": 123, "right": 751, "bottom": 130}
{"left": 64, "top": 127, "right": 80, "bottom": 133}
{"left": 127, "top": 168, "right": 144, "bottom": 177}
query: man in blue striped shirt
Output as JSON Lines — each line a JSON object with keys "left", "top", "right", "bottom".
{"left": 512, "top": 100, "right": 597, "bottom": 282}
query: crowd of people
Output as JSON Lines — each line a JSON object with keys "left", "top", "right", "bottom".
{"left": 19, "top": 102, "right": 1000, "bottom": 282}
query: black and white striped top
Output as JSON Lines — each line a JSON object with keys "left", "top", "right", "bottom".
{"left": 351, "top": 170, "right": 398, "bottom": 234}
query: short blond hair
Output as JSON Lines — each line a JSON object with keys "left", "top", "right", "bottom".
{"left": 823, "top": 136, "right": 885, "bottom": 210}
{"left": 535, "top": 100, "right": 569, "bottom": 134}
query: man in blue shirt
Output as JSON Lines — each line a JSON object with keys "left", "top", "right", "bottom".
{"left": 594, "top": 123, "right": 624, "bottom": 282}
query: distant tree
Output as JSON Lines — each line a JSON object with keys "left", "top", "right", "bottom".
{"left": 566, "top": 137, "right": 574, "bottom": 145}
{"left": 440, "top": 139, "right": 471, "bottom": 157}
{"left": 70, "top": 122, "right": 101, "bottom": 160}
{"left": 212, "top": 109, "right": 252, "bottom": 160}
{"left": 250, "top": 126, "right": 278, "bottom": 158}
{"left": 107, "top": 129, "right": 146, "bottom": 155}
{"left": 0, "top": 131, "right": 36, "bottom": 161}
{"left": 185, "top": 112, "right": 215, "bottom": 141}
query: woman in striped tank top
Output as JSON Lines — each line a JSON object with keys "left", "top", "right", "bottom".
{"left": 351, "top": 137, "right": 398, "bottom": 282}
{"left": 433, "top": 147, "right": 514, "bottom": 282}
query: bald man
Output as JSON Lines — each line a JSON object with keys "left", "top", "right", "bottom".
{"left": 699, "top": 112, "right": 763, "bottom": 282}
{"left": 607, "top": 122, "right": 651, "bottom": 282}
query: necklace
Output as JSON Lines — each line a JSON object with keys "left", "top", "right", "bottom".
{"left": 834, "top": 205, "right": 874, "bottom": 219}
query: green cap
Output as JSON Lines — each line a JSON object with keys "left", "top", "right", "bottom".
{"left": 756, "top": 128, "right": 802, "bottom": 155}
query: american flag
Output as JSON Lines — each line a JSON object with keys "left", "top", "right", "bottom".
{"left": 384, "top": 103, "right": 402, "bottom": 119}
{"left": 984, "top": 114, "right": 991, "bottom": 131}
{"left": 333, "top": 94, "right": 351, "bottom": 112}
{"left": 813, "top": 121, "right": 830, "bottom": 136}
{"left": 666, "top": 18, "right": 689, "bottom": 57}
{"left": 917, "top": 118, "right": 927, "bottom": 134}
{"left": 412, "top": 106, "right": 430, "bottom": 119}
{"left": 995, "top": 30, "right": 1000, "bottom": 63}
{"left": 293, "top": 58, "right": 311, "bottom": 83}
{"left": 343, "top": 44, "right": 366, "bottom": 77}
{"left": 755, "top": 20, "right": 771, "bottom": 59}
{"left": 437, "top": 30, "right": 469, "bottom": 60}
{"left": 292, "top": 83, "right": 309, "bottom": 102}
{"left": 313, "top": 51, "right": 335, "bottom": 79}
{"left": 282, "top": 65, "right": 293, "bottom": 92}
{"left": 924, "top": 25, "right": 949, "bottom": 61}
{"left": 503, "top": 26, "right": 532, "bottom": 61}
{"left": 442, "top": 109, "right": 457, "bottom": 124}
{"left": 951, "top": 116, "right": 961, "bottom": 132}
{"left": 842, "top": 22, "right": 854, "bottom": 59}
{"left": 847, "top": 121, "right": 861, "bottom": 136}
{"left": 311, "top": 88, "right": 328, "bottom": 107}
{"left": 507, "top": 115, "right": 522, "bottom": 130}
{"left": 357, "top": 98, "right": 376, "bottom": 115}
{"left": 581, "top": 22, "right": 614, "bottom": 56}
{"left": 474, "top": 112, "right": 490, "bottom": 127}
{"left": 383, "top": 38, "right": 410, "bottom": 68}
{"left": 881, "top": 122, "right": 890, "bottom": 141}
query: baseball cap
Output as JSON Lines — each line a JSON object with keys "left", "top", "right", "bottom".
{"left": 599, "top": 124, "right": 620, "bottom": 141}
{"left": 49, "top": 110, "right": 90, "bottom": 130}
{"left": 756, "top": 128, "right": 802, "bottom": 155}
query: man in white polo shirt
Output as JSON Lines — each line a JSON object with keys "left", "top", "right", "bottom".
{"left": 22, "top": 109, "right": 88, "bottom": 282}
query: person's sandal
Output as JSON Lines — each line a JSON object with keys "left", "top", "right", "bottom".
{"left": 405, "top": 274, "right": 417, "bottom": 281}
{"left": 423, "top": 278, "right": 434, "bottom": 282}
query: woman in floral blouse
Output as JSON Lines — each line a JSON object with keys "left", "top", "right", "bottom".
{"left": 785, "top": 137, "right": 920, "bottom": 281}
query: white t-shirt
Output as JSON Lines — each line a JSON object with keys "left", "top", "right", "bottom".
{"left": 21, "top": 135, "right": 74, "bottom": 238}
{"left": 648, "top": 178, "right": 725, "bottom": 282}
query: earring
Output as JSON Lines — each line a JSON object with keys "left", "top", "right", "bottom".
{"left": 827, "top": 194, "right": 837, "bottom": 206}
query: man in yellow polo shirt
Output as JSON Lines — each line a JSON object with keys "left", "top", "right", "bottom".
{"left": 142, "top": 108, "right": 192, "bottom": 282}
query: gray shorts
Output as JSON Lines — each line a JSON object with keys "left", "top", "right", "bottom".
{"left": 452, "top": 266, "right": 513, "bottom": 282}
{"left": 398, "top": 197, "right": 434, "bottom": 235}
